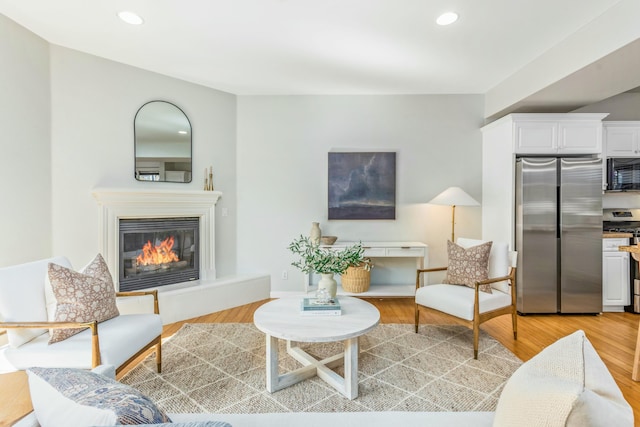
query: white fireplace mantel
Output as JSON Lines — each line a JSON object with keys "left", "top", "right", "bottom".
{"left": 92, "top": 188, "right": 222, "bottom": 289}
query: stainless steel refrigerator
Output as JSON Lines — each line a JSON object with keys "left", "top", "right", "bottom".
{"left": 515, "top": 157, "right": 602, "bottom": 314}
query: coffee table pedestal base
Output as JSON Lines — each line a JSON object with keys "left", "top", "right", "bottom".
{"left": 265, "top": 335, "right": 359, "bottom": 400}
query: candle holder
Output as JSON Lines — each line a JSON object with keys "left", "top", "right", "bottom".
{"left": 204, "top": 166, "right": 214, "bottom": 191}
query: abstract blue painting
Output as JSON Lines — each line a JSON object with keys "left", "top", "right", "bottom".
{"left": 328, "top": 152, "right": 396, "bottom": 220}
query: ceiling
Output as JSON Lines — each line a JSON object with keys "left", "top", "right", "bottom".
{"left": 0, "top": 0, "right": 625, "bottom": 99}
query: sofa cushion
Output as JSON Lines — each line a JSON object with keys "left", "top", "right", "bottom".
{"left": 26, "top": 367, "right": 171, "bottom": 427}
{"left": 456, "top": 238, "right": 510, "bottom": 293}
{"left": 442, "top": 240, "right": 493, "bottom": 293}
{"left": 46, "top": 254, "right": 119, "bottom": 344}
{"left": 0, "top": 256, "right": 73, "bottom": 348}
{"left": 493, "top": 330, "right": 633, "bottom": 427}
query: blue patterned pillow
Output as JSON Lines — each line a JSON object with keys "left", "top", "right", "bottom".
{"left": 27, "top": 367, "right": 171, "bottom": 426}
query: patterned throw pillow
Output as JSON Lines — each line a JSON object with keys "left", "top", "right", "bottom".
{"left": 27, "top": 367, "right": 172, "bottom": 426}
{"left": 47, "top": 254, "right": 120, "bottom": 344}
{"left": 442, "top": 240, "right": 493, "bottom": 293}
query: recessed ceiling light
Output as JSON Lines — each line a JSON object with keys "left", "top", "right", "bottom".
{"left": 436, "top": 12, "right": 458, "bottom": 26}
{"left": 117, "top": 11, "right": 144, "bottom": 25}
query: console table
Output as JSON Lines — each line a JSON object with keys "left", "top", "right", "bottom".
{"left": 307, "top": 241, "right": 428, "bottom": 297}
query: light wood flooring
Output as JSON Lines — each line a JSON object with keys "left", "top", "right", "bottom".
{"left": 162, "top": 297, "right": 640, "bottom": 422}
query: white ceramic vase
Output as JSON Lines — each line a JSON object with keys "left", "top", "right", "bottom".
{"left": 310, "top": 222, "right": 321, "bottom": 245}
{"left": 318, "top": 273, "right": 337, "bottom": 298}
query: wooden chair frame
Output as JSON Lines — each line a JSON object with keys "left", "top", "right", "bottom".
{"left": 0, "top": 290, "right": 162, "bottom": 373}
{"left": 414, "top": 261, "right": 517, "bottom": 359}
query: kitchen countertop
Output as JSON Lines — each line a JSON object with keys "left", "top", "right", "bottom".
{"left": 603, "top": 233, "right": 634, "bottom": 238}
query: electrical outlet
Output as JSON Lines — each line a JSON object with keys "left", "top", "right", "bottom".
{"left": 281, "top": 270, "right": 288, "bottom": 280}
{"left": 221, "top": 208, "right": 228, "bottom": 217}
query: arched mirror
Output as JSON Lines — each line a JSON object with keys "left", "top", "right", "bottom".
{"left": 134, "top": 101, "right": 192, "bottom": 183}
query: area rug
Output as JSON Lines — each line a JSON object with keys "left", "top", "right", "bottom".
{"left": 120, "top": 323, "right": 522, "bottom": 414}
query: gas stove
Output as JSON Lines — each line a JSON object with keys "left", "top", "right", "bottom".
{"left": 603, "top": 209, "right": 640, "bottom": 236}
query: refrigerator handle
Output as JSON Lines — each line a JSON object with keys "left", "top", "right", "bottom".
{"left": 556, "top": 185, "right": 561, "bottom": 238}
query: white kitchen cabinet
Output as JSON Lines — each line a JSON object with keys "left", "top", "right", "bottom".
{"left": 602, "top": 238, "right": 631, "bottom": 312}
{"left": 558, "top": 121, "right": 604, "bottom": 154}
{"left": 604, "top": 122, "right": 640, "bottom": 157}
{"left": 514, "top": 121, "right": 557, "bottom": 153}
{"left": 513, "top": 114, "right": 605, "bottom": 155}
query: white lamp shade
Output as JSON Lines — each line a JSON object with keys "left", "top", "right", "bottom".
{"left": 428, "top": 186, "right": 479, "bottom": 207}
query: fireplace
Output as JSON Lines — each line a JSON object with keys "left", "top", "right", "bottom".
{"left": 119, "top": 217, "right": 199, "bottom": 291}
{"left": 93, "top": 188, "right": 221, "bottom": 292}
{"left": 93, "top": 189, "right": 270, "bottom": 324}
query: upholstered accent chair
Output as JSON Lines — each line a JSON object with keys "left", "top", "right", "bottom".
{"left": 0, "top": 256, "right": 162, "bottom": 374}
{"left": 414, "top": 238, "right": 517, "bottom": 359}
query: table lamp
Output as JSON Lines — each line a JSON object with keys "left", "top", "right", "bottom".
{"left": 428, "top": 187, "right": 480, "bottom": 242}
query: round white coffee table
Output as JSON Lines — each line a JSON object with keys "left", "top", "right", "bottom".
{"left": 253, "top": 296, "right": 380, "bottom": 400}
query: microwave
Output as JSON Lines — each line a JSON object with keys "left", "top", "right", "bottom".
{"left": 607, "top": 158, "right": 640, "bottom": 191}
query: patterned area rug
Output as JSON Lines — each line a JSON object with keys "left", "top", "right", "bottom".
{"left": 120, "top": 323, "right": 522, "bottom": 414}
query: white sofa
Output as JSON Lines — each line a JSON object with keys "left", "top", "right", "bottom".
{"left": 0, "top": 256, "right": 162, "bottom": 374}
{"left": 15, "top": 329, "right": 634, "bottom": 427}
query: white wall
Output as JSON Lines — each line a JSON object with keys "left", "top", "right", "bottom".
{"left": 573, "top": 92, "right": 640, "bottom": 121}
{"left": 236, "top": 95, "right": 484, "bottom": 293}
{"left": 0, "top": 15, "right": 52, "bottom": 267}
{"left": 48, "top": 46, "right": 238, "bottom": 275}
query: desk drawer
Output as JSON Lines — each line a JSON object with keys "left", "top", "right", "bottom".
{"left": 385, "top": 247, "right": 426, "bottom": 257}
{"left": 362, "top": 247, "right": 386, "bottom": 257}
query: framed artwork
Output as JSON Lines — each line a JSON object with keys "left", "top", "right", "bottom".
{"left": 328, "top": 152, "right": 396, "bottom": 220}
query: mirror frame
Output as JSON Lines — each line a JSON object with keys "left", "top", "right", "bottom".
{"left": 134, "top": 100, "right": 193, "bottom": 183}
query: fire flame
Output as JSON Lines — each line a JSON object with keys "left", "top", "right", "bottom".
{"left": 136, "top": 236, "right": 180, "bottom": 266}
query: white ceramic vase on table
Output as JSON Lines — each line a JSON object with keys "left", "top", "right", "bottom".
{"left": 318, "top": 273, "right": 337, "bottom": 298}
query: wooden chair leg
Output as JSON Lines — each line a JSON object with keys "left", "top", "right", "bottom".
{"left": 632, "top": 320, "right": 640, "bottom": 381}
{"left": 512, "top": 309, "right": 518, "bottom": 340}
{"left": 473, "top": 319, "right": 480, "bottom": 360}
{"left": 156, "top": 341, "right": 162, "bottom": 373}
{"left": 414, "top": 305, "right": 419, "bottom": 333}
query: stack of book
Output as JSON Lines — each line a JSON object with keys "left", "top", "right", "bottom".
{"left": 300, "top": 297, "right": 342, "bottom": 316}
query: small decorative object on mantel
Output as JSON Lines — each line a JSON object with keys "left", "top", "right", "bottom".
{"left": 288, "top": 235, "right": 367, "bottom": 298}
{"left": 204, "top": 166, "right": 215, "bottom": 191}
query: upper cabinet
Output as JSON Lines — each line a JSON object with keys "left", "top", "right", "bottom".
{"left": 604, "top": 121, "right": 640, "bottom": 157}
{"left": 512, "top": 114, "right": 608, "bottom": 155}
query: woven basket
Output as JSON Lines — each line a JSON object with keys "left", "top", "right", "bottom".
{"left": 341, "top": 264, "right": 371, "bottom": 293}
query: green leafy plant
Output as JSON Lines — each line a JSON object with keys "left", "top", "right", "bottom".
{"left": 287, "top": 235, "right": 370, "bottom": 275}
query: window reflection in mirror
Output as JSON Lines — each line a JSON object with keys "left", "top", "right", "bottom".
{"left": 134, "top": 101, "right": 192, "bottom": 183}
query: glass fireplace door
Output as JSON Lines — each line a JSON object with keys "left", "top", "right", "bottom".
{"left": 119, "top": 217, "right": 199, "bottom": 291}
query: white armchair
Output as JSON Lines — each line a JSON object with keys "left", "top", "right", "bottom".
{"left": 0, "top": 256, "right": 162, "bottom": 374}
{"left": 415, "top": 238, "right": 517, "bottom": 359}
